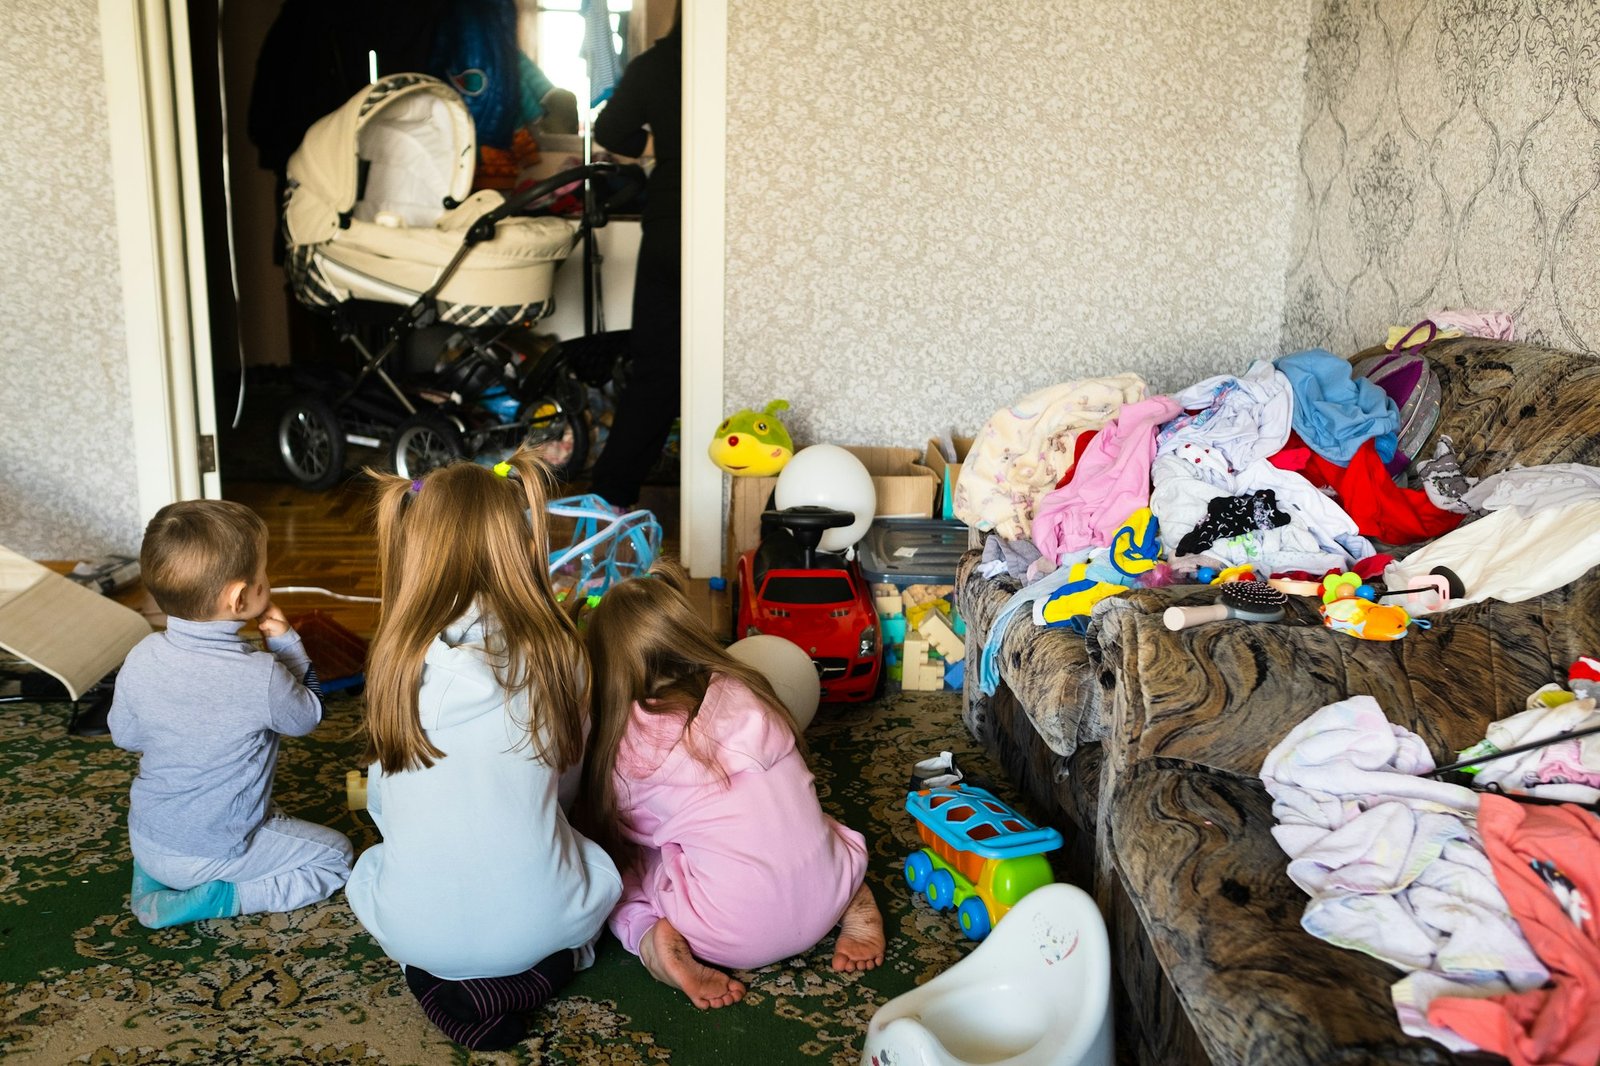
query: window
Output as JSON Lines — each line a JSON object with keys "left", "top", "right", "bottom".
{"left": 761, "top": 575, "right": 855, "bottom": 606}
{"left": 520, "top": 0, "right": 633, "bottom": 108}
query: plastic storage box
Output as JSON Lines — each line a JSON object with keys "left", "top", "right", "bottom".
{"left": 856, "top": 518, "right": 969, "bottom": 588}
{"left": 857, "top": 519, "right": 969, "bottom": 691}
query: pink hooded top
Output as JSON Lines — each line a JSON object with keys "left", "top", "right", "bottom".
{"left": 607, "top": 675, "right": 867, "bottom": 969}
{"left": 1031, "top": 395, "right": 1183, "bottom": 562}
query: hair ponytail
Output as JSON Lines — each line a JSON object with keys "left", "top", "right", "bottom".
{"left": 363, "top": 448, "right": 586, "bottom": 775}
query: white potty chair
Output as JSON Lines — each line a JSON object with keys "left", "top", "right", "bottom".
{"left": 861, "top": 883, "right": 1112, "bottom": 1066}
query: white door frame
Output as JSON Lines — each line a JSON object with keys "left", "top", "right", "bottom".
{"left": 681, "top": 0, "right": 727, "bottom": 577}
{"left": 99, "top": 0, "right": 220, "bottom": 522}
{"left": 103, "top": 0, "right": 726, "bottom": 574}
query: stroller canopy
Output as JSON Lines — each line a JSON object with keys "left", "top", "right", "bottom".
{"left": 284, "top": 73, "right": 574, "bottom": 325}
{"left": 287, "top": 73, "right": 476, "bottom": 240}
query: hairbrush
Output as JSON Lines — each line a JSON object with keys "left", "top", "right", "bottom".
{"left": 1163, "top": 580, "right": 1289, "bottom": 631}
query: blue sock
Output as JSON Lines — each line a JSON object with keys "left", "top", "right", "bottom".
{"left": 129, "top": 861, "right": 240, "bottom": 928}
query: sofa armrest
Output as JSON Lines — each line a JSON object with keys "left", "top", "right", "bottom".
{"left": 956, "top": 548, "right": 1221, "bottom": 757}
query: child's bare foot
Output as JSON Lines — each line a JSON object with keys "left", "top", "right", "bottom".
{"left": 639, "top": 918, "right": 746, "bottom": 1009}
{"left": 832, "top": 882, "right": 886, "bottom": 972}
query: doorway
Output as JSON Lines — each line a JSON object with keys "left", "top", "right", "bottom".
{"left": 109, "top": 0, "right": 724, "bottom": 576}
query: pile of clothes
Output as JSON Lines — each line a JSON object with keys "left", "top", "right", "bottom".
{"left": 1262, "top": 664, "right": 1600, "bottom": 1063}
{"left": 959, "top": 321, "right": 1600, "bottom": 696}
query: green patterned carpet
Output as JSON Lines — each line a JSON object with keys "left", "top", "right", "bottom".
{"left": 0, "top": 689, "right": 1015, "bottom": 1065}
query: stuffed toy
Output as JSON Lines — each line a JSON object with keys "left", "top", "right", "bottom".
{"left": 708, "top": 400, "right": 794, "bottom": 476}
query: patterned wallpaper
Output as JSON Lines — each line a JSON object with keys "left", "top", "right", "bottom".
{"left": 0, "top": 0, "right": 142, "bottom": 557}
{"left": 1283, "top": 0, "right": 1600, "bottom": 355}
{"left": 723, "top": 1, "right": 1313, "bottom": 448}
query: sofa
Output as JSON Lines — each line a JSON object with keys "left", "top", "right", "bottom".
{"left": 955, "top": 338, "right": 1600, "bottom": 1065}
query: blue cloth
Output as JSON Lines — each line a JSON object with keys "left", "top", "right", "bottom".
{"left": 430, "top": 0, "right": 521, "bottom": 148}
{"left": 583, "top": 0, "right": 621, "bottom": 106}
{"left": 1276, "top": 349, "right": 1400, "bottom": 466}
{"left": 978, "top": 551, "right": 1090, "bottom": 696}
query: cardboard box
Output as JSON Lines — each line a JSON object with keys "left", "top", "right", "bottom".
{"left": 724, "top": 445, "right": 939, "bottom": 578}
{"left": 924, "top": 436, "right": 975, "bottom": 521}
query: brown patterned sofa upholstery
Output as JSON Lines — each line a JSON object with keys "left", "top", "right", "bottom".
{"left": 955, "top": 338, "right": 1600, "bottom": 1065}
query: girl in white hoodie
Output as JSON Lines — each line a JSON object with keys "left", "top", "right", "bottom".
{"left": 345, "top": 449, "right": 620, "bottom": 1052}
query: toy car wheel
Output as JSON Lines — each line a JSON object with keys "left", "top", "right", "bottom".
{"left": 925, "top": 869, "right": 957, "bottom": 911}
{"left": 957, "top": 896, "right": 991, "bottom": 940}
{"left": 391, "top": 412, "right": 464, "bottom": 479}
{"left": 904, "top": 850, "right": 934, "bottom": 893}
{"left": 277, "top": 397, "right": 346, "bottom": 491}
{"left": 523, "top": 398, "right": 589, "bottom": 481}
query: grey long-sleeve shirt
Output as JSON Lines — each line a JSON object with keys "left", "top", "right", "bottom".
{"left": 109, "top": 617, "right": 323, "bottom": 860}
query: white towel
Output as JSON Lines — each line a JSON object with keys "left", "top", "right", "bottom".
{"left": 1261, "top": 696, "right": 1549, "bottom": 1053}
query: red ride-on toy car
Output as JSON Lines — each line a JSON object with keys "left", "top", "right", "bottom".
{"left": 734, "top": 506, "right": 882, "bottom": 702}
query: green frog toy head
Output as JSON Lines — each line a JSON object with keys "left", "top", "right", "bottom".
{"left": 708, "top": 400, "right": 794, "bottom": 476}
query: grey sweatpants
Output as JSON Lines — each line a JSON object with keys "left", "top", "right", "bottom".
{"left": 132, "top": 813, "right": 353, "bottom": 916}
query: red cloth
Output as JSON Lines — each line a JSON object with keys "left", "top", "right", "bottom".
{"left": 1054, "top": 430, "right": 1101, "bottom": 489}
{"left": 1302, "top": 439, "right": 1463, "bottom": 545}
{"left": 1267, "top": 431, "right": 1314, "bottom": 472}
{"left": 1429, "top": 796, "right": 1600, "bottom": 1066}
{"left": 1270, "top": 554, "right": 1393, "bottom": 583}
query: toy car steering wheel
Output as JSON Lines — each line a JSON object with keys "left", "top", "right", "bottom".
{"left": 762, "top": 506, "right": 855, "bottom": 568}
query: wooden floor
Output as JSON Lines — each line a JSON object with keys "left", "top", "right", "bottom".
{"left": 224, "top": 478, "right": 726, "bottom": 641}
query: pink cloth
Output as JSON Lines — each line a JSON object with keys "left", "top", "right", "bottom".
{"left": 1031, "top": 395, "right": 1183, "bottom": 562}
{"left": 606, "top": 676, "right": 867, "bottom": 969}
{"left": 1427, "top": 309, "right": 1515, "bottom": 341}
{"left": 1428, "top": 795, "right": 1600, "bottom": 1065}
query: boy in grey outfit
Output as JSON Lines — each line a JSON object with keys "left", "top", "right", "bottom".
{"left": 109, "top": 500, "right": 352, "bottom": 928}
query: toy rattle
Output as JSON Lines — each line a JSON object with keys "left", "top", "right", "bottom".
{"left": 1163, "top": 581, "right": 1288, "bottom": 632}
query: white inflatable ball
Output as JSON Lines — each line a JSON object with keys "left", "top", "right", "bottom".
{"left": 727, "top": 635, "right": 821, "bottom": 731}
{"left": 773, "top": 444, "right": 877, "bottom": 552}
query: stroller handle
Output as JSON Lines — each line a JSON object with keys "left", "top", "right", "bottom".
{"left": 468, "top": 162, "right": 642, "bottom": 243}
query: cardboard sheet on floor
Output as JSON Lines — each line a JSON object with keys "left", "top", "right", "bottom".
{"left": 0, "top": 546, "right": 151, "bottom": 699}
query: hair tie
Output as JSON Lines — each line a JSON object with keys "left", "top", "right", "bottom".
{"left": 492, "top": 461, "right": 520, "bottom": 482}
{"left": 410, "top": 479, "right": 424, "bottom": 494}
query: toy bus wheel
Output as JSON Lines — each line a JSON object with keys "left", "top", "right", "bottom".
{"left": 925, "top": 869, "right": 957, "bottom": 911}
{"left": 957, "top": 896, "right": 991, "bottom": 940}
{"left": 904, "top": 851, "right": 934, "bottom": 893}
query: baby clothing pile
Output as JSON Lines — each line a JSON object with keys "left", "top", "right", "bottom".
{"left": 959, "top": 331, "right": 1600, "bottom": 689}
{"left": 1263, "top": 674, "right": 1600, "bottom": 1064}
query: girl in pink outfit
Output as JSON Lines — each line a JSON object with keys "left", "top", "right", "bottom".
{"left": 579, "top": 564, "right": 883, "bottom": 1009}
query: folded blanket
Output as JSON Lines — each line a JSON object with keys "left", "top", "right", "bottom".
{"left": 955, "top": 374, "right": 1147, "bottom": 539}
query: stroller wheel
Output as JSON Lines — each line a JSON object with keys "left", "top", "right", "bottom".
{"left": 277, "top": 398, "right": 346, "bottom": 491}
{"left": 524, "top": 400, "right": 589, "bottom": 482}
{"left": 392, "top": 412, "right": 465, "bottom": 479}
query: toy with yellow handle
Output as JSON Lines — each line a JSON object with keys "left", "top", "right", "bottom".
{"left": 708, "top": 400, "right": 794, "bottom": 476}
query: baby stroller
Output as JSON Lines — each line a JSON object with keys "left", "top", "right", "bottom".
{"left": 276, "top": 72, "right": 636, "bottom": 489}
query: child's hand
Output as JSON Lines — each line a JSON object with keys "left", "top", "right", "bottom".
{"left": 257, "top": 603, "right": 290, "bottom": 639}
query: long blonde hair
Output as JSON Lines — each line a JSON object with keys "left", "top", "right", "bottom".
{"left": 364, "top": 447, "right": 586, "bottom": 775}
{"left": 577, "top": 559, "right": 800, "bottom": 869}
